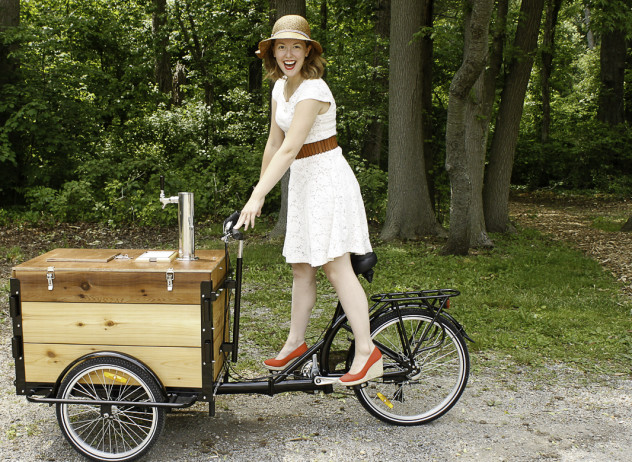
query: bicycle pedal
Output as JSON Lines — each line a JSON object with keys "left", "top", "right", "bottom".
{"left": 314, "top": 376, "right": 339, "bottom": 386}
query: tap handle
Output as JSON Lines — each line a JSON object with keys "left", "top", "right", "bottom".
{"left": 160, "top": 175, "right": 165, "bottom": 191}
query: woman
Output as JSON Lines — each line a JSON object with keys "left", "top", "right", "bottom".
{"left": 235, "top": 15, "right": 381, "bottom": 386}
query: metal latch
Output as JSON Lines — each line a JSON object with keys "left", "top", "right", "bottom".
{"left": 46, "top": 266, "right": 55, "bottom": 291}
{"left": 166, "top": 268, "right": 174, "bottom": 291}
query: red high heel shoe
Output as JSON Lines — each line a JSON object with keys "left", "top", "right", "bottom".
{"left": 340, "top": 347, "right": 383, "bottom": 386}
{"left": 263, "top": 342, "right": 308, "bottom": 371}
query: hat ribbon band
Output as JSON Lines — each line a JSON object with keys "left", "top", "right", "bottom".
{"left": 272, "top": 29, "right": 310, "bottom": 40}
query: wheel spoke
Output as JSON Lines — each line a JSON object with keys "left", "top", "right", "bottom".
{"left": 111, "top": 418, "right": 133, "bottom": 453}
{"left": 116, "top": 412, "right": 150, "bottom": 444}
{"left": 354, "top": 309, "right": 469, "bottom": 425}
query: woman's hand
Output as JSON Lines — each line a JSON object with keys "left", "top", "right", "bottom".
{"left": 235, "top": 193, "right": 265, "bottom": 230}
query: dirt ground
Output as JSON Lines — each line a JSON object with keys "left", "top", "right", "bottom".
{"left": 509, "top": 193, "right": 632, "bottom": 297}
{"left": 1, "top": 196, "right": 631, "bottom": 461}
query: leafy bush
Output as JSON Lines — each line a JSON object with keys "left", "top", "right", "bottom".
{"left": 25, "top": 181, "right": 96, "bottom": 222}
{"left": 514, "top": 121, "right": 632, "bottom": 194}
{"left": 41, "top": 97, "right": 270, "bottom": 225}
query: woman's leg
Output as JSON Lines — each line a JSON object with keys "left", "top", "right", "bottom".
{"left": 273, "top": 262, "right": 318, "bottom": 359}
{"left": 322, "top": 253, "right": 375, "bottom": 375}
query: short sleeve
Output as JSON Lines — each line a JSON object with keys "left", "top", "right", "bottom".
{"left": 271, "top": 79, "right": 284, "bottom": 103}
{"left": 294, "top": 79, "right": 334, "bottom": 105}
{"left": 274, "top": 77, "right": 337, "bottom": 142}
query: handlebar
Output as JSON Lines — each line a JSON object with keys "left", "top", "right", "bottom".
{"left": 223, "top": 211, "right": 244, "bottom": 241}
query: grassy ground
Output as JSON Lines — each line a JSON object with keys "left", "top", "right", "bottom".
{"left": 198, "top": 221, "right": 632, "bottom": 376}
{"left": 2, "top": 208, "right": 630, "bottom": 377}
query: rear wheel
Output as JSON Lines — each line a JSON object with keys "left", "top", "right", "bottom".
{"left": 55, "top": 357, "right": 165, "bottom": 462}
{"left": 354, "top": 308, "right": 469, "bottom": 425}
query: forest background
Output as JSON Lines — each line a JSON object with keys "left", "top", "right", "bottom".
{"left": 1, "top": 0, "right": 631, "bottom": 255}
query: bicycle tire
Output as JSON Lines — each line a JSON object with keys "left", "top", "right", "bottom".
{"left": 354, "top": 307, "right": 469, "bottom": 425}
{"left": 55, "top": 356, "right": 166, "bottom": 462}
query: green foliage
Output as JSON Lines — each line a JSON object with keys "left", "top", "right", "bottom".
{"left": 0, "top": 0, "right": 397, "bottom": 225}
{"left": 2, "top": 0, "right": 632, "bottom": 225}
{"left": 1, "top": 0, "right": 161, "bottom": 203}
{"left": 347, "top": 153, "right": 387, "bottom": 224}
{"left": 515, "top": 119, "right": 632, "bottom": 192}
{"left": 74, "top": 96, "right": 268, "bottom": 225}
{"left": 588, "top": 0, "right": 632, "bottom": 35}
{"left": 514, "top": 3, "right": 632, "bottom": 194}
{"left": 25, "top": 181, "right": 96, "bottom": 222}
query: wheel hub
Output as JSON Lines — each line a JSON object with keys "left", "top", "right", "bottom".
{"left": 100, "top": 404, "right": 113, "bottom": 418}
{"left": 407, "top": 366, "right": 422, "bottom": 381}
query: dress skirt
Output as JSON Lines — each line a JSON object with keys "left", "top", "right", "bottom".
{"left": 283, "top": 147, "right": 373, "bottom": 267}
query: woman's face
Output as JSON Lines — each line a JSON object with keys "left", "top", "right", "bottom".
{"left": 273, "top": 39, "right": 311, "bottom": 79}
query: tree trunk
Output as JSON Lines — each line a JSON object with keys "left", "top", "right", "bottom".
{"left": 0, "top": 0, "right": 20, "bottom": 167}
{"left": 268, "top": 0, "right": 306, "bottom": 238}
{"left": 0, "top": 0, "right": 19, "bottom": 83}
{"left": 381, "top": 0, "right": 444, "bottom": 241}
{"left": 173, "top": 0, "right": 213, "bottom": 106}
{"left": 627, "top": 37, "right": 632, "bottom": 125}
{"left": 320, "top": 0, "right": 328, "bottom": 56}
{"left": 248, "top": 42, "right": 263, "bottom": 94}
{"left": 152, "top": 0, "right": 172, "bottom": 95}
{"left": 270, "top": 0, "right": 306, "bottom": 17}
{"left": 540, "top": 0, "right": 563, "bottom": 143}
{"left": 483, "top": 0, "right": 545, "bottom": 233}
{"left": 465, "top": 0, "right": 508, "bottom": 249}
{"left": 584, "top": 8, "right": 595, "bottom": 49}
{"left": 421, "top": 0, "right": 435, "bottom": 208}
{"left": 442, "top": 0, "right": 494, "bottom": 256}
{"left": 597, "top": 28, "right": 627, "bottom": 126}
{"left": 361, "top": 0, "right": 390, "bottom": 166}
{"left": 172, "top": 62, "right": 186, "bottom": 106}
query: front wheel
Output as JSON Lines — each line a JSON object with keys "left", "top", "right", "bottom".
{"left": 354, "top": 308, "right": 469, "bottom": 425}
{"left": 55, "top": 356, "right": 166, "bottom": 462}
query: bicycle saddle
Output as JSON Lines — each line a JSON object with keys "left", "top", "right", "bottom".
{"left": 351, "top": 252, "right": 378, "bottom": 282}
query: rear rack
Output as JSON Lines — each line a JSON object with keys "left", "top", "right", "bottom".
{"left": 370, "top": 289, "right": 460, "bottom": 304}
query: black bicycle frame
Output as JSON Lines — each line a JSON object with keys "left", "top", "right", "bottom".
{"left": 217, "top": 229, "right": 470, "bottom": 396}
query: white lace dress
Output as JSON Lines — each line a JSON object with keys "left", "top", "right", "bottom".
{"left": 272, "top": 77, "right": 372, "bottom": 267}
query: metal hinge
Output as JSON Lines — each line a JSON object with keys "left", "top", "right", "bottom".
{"left": 166, "top": 268, "right": 174, "bottom": 291}
{"left": 46, "top": 266, "right": 55, "bottom": 291}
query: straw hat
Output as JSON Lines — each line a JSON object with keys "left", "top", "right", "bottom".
{"left": 256, "top": 15, "right": 323, "bottom": 59}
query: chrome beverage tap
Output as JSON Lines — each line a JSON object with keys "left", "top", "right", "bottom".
{"left": 159, "top": 176, "right": 197, "bottom": 261}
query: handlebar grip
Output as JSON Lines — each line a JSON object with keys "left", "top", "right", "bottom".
{"left": 223, "top": 211, "right": 241, "bottom": 234}
{"left": 160, "top": 175, "right": 165, "bottom": 191}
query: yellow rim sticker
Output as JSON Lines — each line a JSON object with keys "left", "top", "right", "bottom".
{"left": 104, "top": 371, "right": 129, "bottom": 384}
{"left": 376, "top": 392, "right": 394, "bottom": 409}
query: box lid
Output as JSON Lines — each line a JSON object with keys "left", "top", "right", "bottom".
{"left": 12, "top": 248, "right": 228, "bottom": 304}
{"left": 12, "top": 249, "right": 225, "bottom": 274}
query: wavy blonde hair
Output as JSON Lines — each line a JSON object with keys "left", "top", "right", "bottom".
{"left": 262, "top": 41, "right": 326, "bottom": 81}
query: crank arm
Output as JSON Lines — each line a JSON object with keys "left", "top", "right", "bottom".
{"left": 314, "top": 376, "right": 340, "bottom": 386}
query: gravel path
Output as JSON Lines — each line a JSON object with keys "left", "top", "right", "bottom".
{"left": 1, "top": 332, "right": 631, "bottom": 462}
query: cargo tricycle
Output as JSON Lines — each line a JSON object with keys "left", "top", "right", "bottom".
{"left": 9, "top": 186, "right": 472, "bottom": 462}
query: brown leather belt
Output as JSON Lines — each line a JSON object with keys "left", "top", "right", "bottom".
{"left": 296, "top": 135, "right": 338, "bottom": 160}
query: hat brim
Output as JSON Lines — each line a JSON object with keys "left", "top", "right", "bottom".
{"left": 256, "top": 32, "right": 323, "bottom": 59}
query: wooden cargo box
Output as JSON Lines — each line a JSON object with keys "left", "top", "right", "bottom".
{"left": 11, "top": 248, "right": 229, "bottom": 392}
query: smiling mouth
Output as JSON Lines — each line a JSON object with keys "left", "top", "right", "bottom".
{"left": 284, "top": 60, "right": 296, "bottom": 71}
